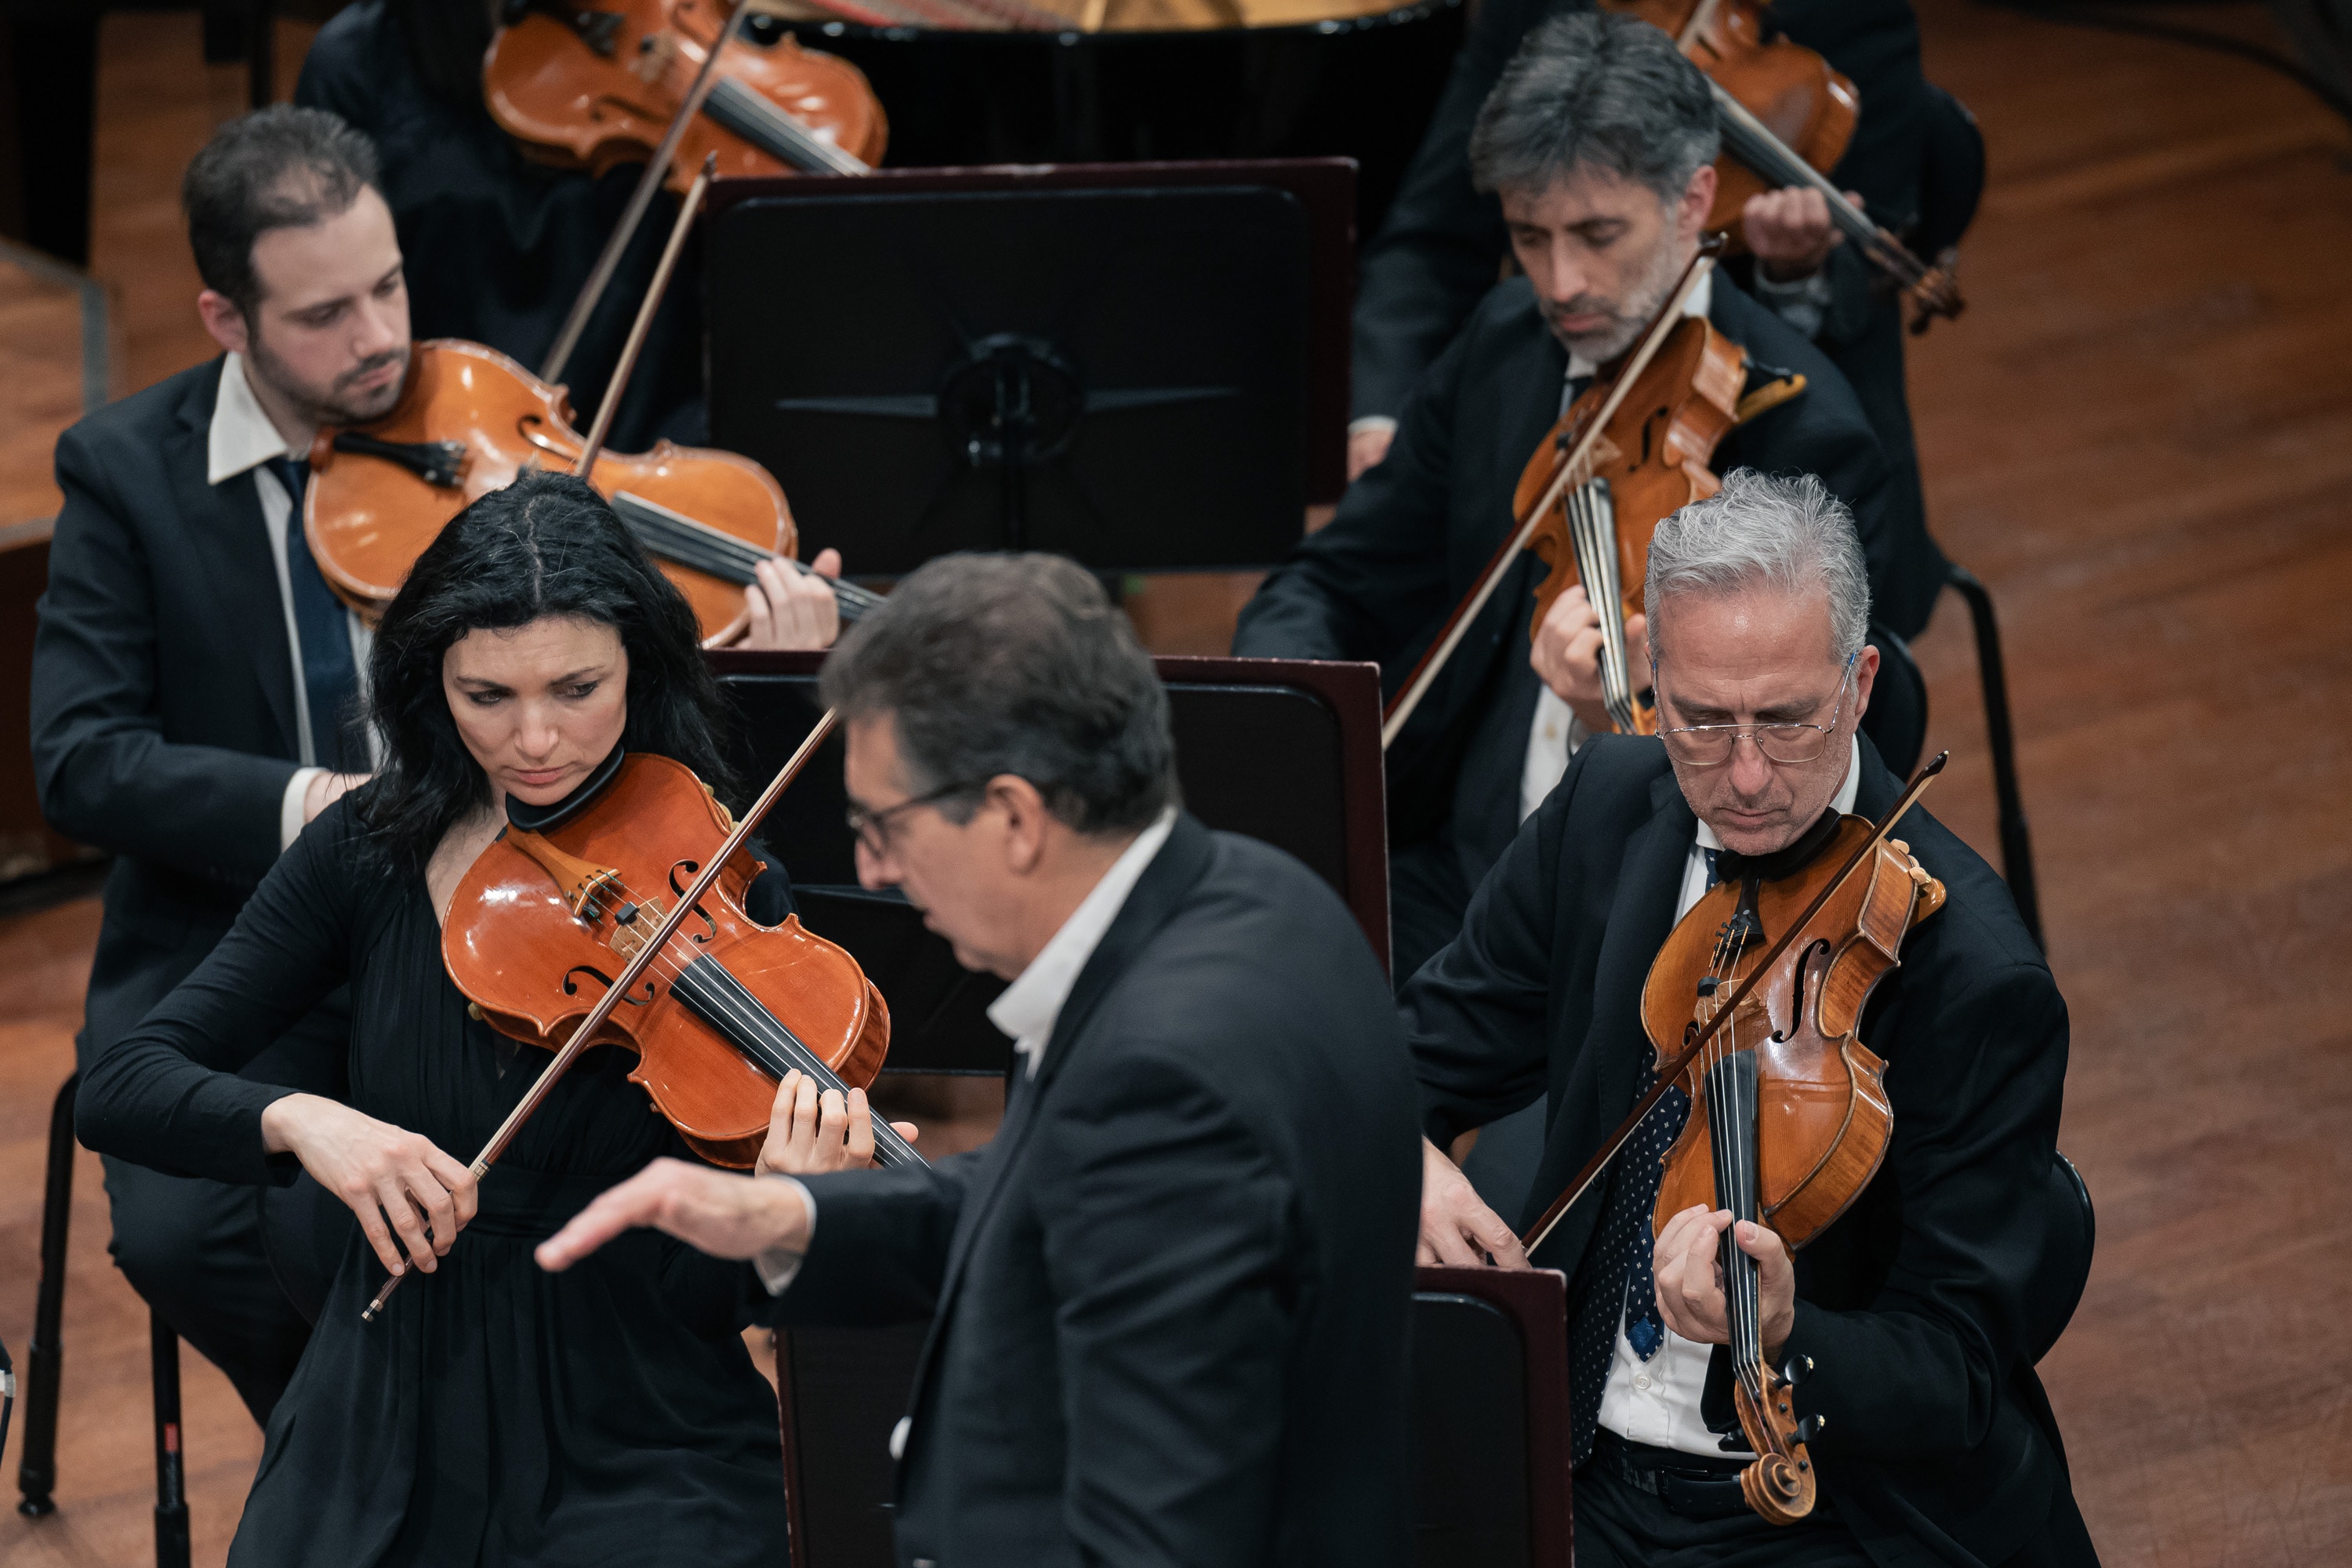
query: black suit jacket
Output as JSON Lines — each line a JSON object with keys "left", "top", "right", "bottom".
{"left": 32, "top": 357, "right": 350, "bottom": 1083}
{"left": 1402, "top": 735, "right": 2089, "bottom": 1566}
{"left": 1236, "top": 275, "right": 1891, "bottom": 884}
{"left": 769, "top": 816, "right": 1423, "bottom": 1567}
{"left": 1352, "top": 0, "right": 1929, "bottom": 428}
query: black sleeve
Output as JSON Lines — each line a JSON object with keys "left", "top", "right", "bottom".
{"left": 1034, "top": 1050, "right": 1297, "bottom": 1565}
{"left": 759, "top": 1150, "right": 980, "bottom": 1326}
{"left": 1232, "top": 324, "right": 1472, "bottom": 664}
{"left": 75, "top": 803, "right": 364, "bottom": 1185}
{"left": 1397, "top": 750, "right": 1586, "bottom": 1144}
{"left": 33, "top": 424, "right": 298, "bottom": 888}
{"left": 1781, "top": 961, "right": 2068, "bottom": 1461}
{"left": 1352, "top": 0, "right": 1586, "bottom": 422}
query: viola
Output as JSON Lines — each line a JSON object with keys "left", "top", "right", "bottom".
{"left": 485, "top": 0, "right": 887, "bottom": 187}
{"left": 365, "top": 714, "right": 914, "bottom": 1321}
{"left": 303, "top": 339, "right": 877, "bottom": 637}
{"left": 1383, "top": 242, "right": 1762, "bottom": 748}
{"left": 1603, "top": 0, "right": 1963, "bottom": 330}
{"left": 1508, "top": 311, "right": 1746, "bottom": 738}
{"left": 1521, "top": 756, "right": 1951, "bottom": 1522}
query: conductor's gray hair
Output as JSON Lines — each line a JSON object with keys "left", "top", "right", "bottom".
{"left": 818, "top": 552, "right": 1178, "bottom": 837}
{"left": 1644, "top": 470, "right": 1871, "bottom": 665}
{"left": 1468, "top": 11, "right": 1721, "bottom": 203}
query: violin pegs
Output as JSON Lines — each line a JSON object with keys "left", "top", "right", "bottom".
{"left": 1780, "top": 1353, "right": 1813, "bottom": 1386}
{"left": 1792, "top": 1414, "right": 1825, "bottom": 1446}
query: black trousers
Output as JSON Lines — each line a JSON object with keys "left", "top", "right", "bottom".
{"left": 1572, "top": 1456, "right": 1875, "bottom": 1568}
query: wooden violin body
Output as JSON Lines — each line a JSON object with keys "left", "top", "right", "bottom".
{"left": 1636, "top": 814, "right": 1945, "bottom": 1521}
{"left": 442, "top": 752, "right": 891, "bottom": 1168}
{"left": 304, "top": 339, "right": 797, "bottom": 634}
{"left": 1511, "top": 314, "right": 1746, "bottom": 735}
{"left": 486, "top": 0, "right": 887, "bottom": 187}
{"left": 1604, "top": 0, "right": 1857, "bottom": 247}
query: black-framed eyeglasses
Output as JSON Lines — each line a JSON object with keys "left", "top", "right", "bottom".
{"left": 1654, "top": 653, "right": 1857, "bottom": 768}
{"left": 844, "top": 780, "right": 978, "bottom": 855}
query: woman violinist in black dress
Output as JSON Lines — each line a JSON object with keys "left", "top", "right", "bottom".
{"left": 76, "top": 470, "right": 878, "bottom": 1566}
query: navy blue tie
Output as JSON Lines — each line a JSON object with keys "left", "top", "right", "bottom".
{"left": 1566, "top": 846, "right": 1722, "bottom": 1462}
{"left": 267, "top": 456, "right": 360, "bottom": 772}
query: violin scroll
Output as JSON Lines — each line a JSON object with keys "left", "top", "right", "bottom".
{"left": 1733, "top": 1359, "right": 1818, "bottom": 1526}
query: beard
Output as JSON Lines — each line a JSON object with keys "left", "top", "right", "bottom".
{"left": 245, "top": 331, "right": 409, "bottom": 429}
{"left": 1541, "top": 236, "right": 1686, "bottom": 365}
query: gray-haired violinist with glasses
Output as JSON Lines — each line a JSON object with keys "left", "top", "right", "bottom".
{"left": 1404, "top": 469, "right": 2097, "bottom": 1568}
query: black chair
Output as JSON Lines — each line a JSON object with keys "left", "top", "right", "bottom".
{"left": 2028, "top": 1151, "right": 2096, "bottom": 1366}
{"left": 16, "top": 1073, "right": 192, "bottom": 1568}
{"left": 1860, "top": 621, "right": 1929, "bottom": 779}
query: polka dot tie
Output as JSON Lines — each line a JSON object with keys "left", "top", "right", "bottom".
{"left": 1565, "top": 848, "right": 1718, "bottom": 1462}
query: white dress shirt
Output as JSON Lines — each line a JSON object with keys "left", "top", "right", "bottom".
{"left": 754, "top": 808, "right": 1181, "bottom": 1301}
{"left": 1594, "top": 739, "right": 1860, "bottom": 1457}
{"left": 1519, "top": 274, "right": 1713, "bottom": 825}
{"left": 206, "top": 351, "right": 375, "bottom": 850}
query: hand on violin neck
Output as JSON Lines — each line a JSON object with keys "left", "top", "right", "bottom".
{"left": 756, "top": 1069, "right": 918, "bottom": 1177}
{"left": 1530, "top": 583, "right": 1646, "bottom": 735}
{"left": 1651, "top": 1204, "right": 1796, "bottom": 1363}
{"left": 535, "top": 1156, "right": 811, "bottom": 1273}
{"left": 259, "top": 1093, "right": 479, "bottom": 1280}
{"left": 1417, "top": 1136, "right": 1530, "bottom": 1269}
{"left": 724, "top": 548, "right": 844, "bottom": 653}
{"left": 1742, "top": 187, "right": 1855, "bottom": 284}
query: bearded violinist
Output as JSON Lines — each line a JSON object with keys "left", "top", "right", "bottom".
{"left": 1236, "top": 13, "right": 1904, "bottom": 990}
{"left": 1350, "top": 1, "right": 1952, "bottom": 642}
{"left": 1407, "top": 470, "right": 2094, "bottom": 1567}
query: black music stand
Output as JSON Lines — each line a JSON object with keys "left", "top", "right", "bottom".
{"left": 1412, "top": 1265, "right": 1576, "bottom": 1568}
{"left": 702, "top": 161, "right": 1356, "bottom": 576}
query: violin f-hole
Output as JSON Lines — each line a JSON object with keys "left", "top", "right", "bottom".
{"left": 667, "top": 859, "right": 720, "bottom": 943}
{"left": 562, "top": 964, "right": 656, "bottom": 1006}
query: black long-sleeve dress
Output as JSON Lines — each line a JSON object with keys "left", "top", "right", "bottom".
{"left": 78, "top": 796, "right": 791, "bottom": 1567}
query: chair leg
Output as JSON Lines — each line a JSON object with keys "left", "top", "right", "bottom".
{"left": 15, "top": 1073, "right": 77, "bottom": 1518}
{"left": 1947, "top": 566, "right": 2044, "bottom": 949}
{"left": 151, "top": 1315, "right": 190, "bottom": 1568}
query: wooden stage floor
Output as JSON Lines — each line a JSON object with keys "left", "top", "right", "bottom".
{"left": 5, "top": 2, "right": 2350, "bottom": 1563}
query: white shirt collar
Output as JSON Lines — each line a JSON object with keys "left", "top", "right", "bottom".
{"left": 988, "top": 807, "right": 1179, "bottom": 1076}
{"left": 207, "top": 352, "right": 303, "bottom": 485}
{"left": 1694, "top": 736, "right": 1862, "bottom": 853}
{"left": 1567, "top": 268, "right": 1713, "bottom": 383}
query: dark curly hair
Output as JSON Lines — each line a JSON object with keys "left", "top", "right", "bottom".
{"left": 354, "top": 470, "right": 737, "bottom": 872}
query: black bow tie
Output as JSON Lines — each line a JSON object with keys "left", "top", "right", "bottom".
{"left": 1710, "top": 807, "right": 1843, "bottom": 887}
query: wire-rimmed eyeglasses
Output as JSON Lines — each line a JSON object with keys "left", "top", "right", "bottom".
{"left": 844, "top": 780, "right": 978, "bottom": 856}
{"left": 1654, "top": 653, "right": 1857, "bottom": 768}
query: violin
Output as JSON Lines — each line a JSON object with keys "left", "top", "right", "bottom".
{"left": 1521, "top": 756, "right": 1951, "bottom": 1523}
{"left": 1508, "top": 310, "right": 1746, "bottom": 738}
{"left": 306, "top": 158, "right": 880, "bottom": 641}
{"left": 1603, "top": 0, "right": 1964, "bottom": 330}
{"left": 485, "top": 0, "right": 886, "bottom": 187}
{"left": 1383, "top": 242, "right": 1757, "bottom": 748}
{"left": 366, "top": 714, "right": 917, "bottom": 1321}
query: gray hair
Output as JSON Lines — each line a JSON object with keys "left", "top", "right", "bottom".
{"left": 1468, "top": 11, "right": 1721, "bottom": 203}
{"left": 818, "top": 553, "right": 1177, "bottom": 837}
{"left": 1644, "top": 470, "right": 1871, "bottom": 664}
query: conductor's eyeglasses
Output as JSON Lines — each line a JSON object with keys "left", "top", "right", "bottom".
{"left": 1655, "top": 655, "right": 1856, "bottom": 768}
{"left": 845, "top": 780, "right": 978, "bottom": 855}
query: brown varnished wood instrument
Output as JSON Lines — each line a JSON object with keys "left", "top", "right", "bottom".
{"left": 365, "top": 717, "right": 911, "bottom": 1321}
{"left": 1604, "top": 0, "right": 1963, "bottom": 330}
{"left": 1522, "top": 754, "right": 1951, "bottom": 1523}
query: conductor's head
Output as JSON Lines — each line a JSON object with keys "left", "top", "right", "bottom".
{"left": 819, "top": 554, "right": 1178, "bottom": 981}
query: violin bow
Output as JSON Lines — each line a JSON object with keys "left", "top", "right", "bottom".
{"left": 571, "top": 153, "right": 717, "bottom": 479}
{"left": 1381, "top": 240, "right": 1722, "bottom": 750}
{"left": 1516, "top": 750, "right": 1947, "bottom": 1258}
{"left": 361, "top": 708, "right": 843, "bottom": 1322}
{"left": 539, "top": 2, "right": 753, "bottom": 390}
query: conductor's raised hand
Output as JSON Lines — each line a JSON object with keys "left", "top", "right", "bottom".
{"left": 260, "top": 1092, "right": 478, "bottom": 1278}
{"left": 535, "top": 1156, "right": 811, "bottom": 1272}
{"left": 1417, "top": 1136, "right": 1530, "bottom": 1269}
{"left": 755, "top": 1069, "right": 918, "bottom": 1177}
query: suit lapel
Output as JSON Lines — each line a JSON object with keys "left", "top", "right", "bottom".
{"left": 169, "top": 361, "right": 299, "bottom": 757}
{"left": 895, "top": 815, "right": 1217, "bottom": 1468}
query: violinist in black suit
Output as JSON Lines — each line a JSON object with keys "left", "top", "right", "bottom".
{"left": 1407, "top": 470, "right": 2096, "bottom": 1566}
{"left": 539, "top": 553, "right": 1425, "bottom": 1567}
{"left": 31, "top": 104, "right": 844, "bottom": 1422}
{"left": 1350, "top": 0, "right": 1947, "bottom": 641}
{"left": 1236, "top": 13, "right": 1901, "bottom": 989}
